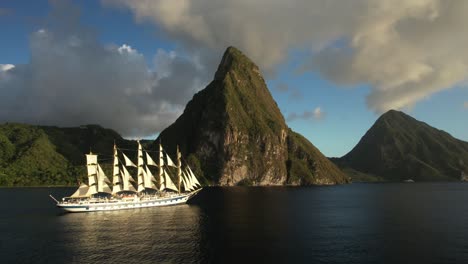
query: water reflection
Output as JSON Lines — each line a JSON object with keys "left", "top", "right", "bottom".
{"left": 56, "top": 205, "right": 202, "bottom": 263}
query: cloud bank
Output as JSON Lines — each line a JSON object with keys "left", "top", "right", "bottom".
{"left": 106, "top": 0, "right": 468, "bottom": 113}
{"left": 0, "top": 1, "right": 206, "bottom": 137}
{"left": 0, "top": 64, "right": 14, "bottom": 72}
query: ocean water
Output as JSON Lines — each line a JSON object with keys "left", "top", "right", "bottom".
{"left": 1, "top": 183, "right": 468, "bottom": 263}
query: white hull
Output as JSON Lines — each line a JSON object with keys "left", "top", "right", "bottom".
{"left": 57, "top": 190, "right": 201, "bottom": 213}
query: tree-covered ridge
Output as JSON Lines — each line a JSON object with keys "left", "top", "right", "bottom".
{"left": 0, "top": 123, "right": 74, "bottom": 186}
{"left": 287, "top": 130, "right": 348, "bottom": 185}
{"left": 0, "top": 123, "right": 129, "bottom": 186}
{"left": 0, "top": 123, "right": 206, "bottom": 187}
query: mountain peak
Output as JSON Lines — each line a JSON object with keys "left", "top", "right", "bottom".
{"left": 377, "top": 109, "right": 420, "bottom": 129}
{"left": 214, "top": 46, "right": 259, "bottom": 80}
{"left": 380, "top": 109, "right": 409, "bottom": 120}
{"left": 382, "top": 109, "right": 402, "bottom": 116}
{"left": 340, "top": 110, "right": 468, "bottom": 181}
{"left": 157, "top": 45, "right": 348, "bottom": 186}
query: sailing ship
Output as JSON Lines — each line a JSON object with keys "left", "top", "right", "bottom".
{"left": 50, "top": 141, "right": 202, "bottom": 213}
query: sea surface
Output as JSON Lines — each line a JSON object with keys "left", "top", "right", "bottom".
{"left": 1, "top": 183, "right": 468, "bottom": 263}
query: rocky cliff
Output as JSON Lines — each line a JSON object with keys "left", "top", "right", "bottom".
{"left": 157, "top": 47, "right": 348, "bottom": 186}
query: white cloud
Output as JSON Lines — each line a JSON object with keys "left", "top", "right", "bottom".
{"left": 0, "top": 64, "right": 14, "bottom": 72}
{"left": 286, "top": 107, "right": 324, "bottom": 122}
{"left": 105, "top": 0, "right": 468, "bottom": 113}
{"left": 0, "top": 1, "right": 207, "bottom": 137}
{"left": 117, "top": 44, "right": 136, "bottom": 54}
{"left": 313, "top": 107, "right": 323, "bottom": 119}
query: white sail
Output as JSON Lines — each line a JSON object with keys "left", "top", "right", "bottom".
{"left": 146, "top": 152, "right": 158, "bottom": 167}
{"left": 86, "top": 154, "right": 97, "bottom": 166}
{"left": 86, "top": 154, "right": 98, "bottom": 187}
{"left": 123, "top": 153, "right": 137, "bottom": 167}
{"left": 85, "top": 184, "right": 98, "bottom": 196}
{"left": 159, "top": 176, "right": 165, "bottom": 192}
{"left": 112, "top": 182, "right": 122, "bottom": 193}
{"left": 188, "top": 166, "right": 201, "bottom": 187}
{"left": 159, "top": 144, "right": 165, "bottom": 190}
{"left": 166, "top": 153, "right": 177, "bottom": 167}
{"left": 163, "top": 169, "right": 179, "bottom": 192}
{"left": 70, "top": 183, "right": 90, "bottom": 198}
{"left": 88, "top": 173, "right": 97, "bottom": 186}
{"left": 144, "top": 165, "right": 157, "bottom": 189}
{"left": 177, "top": 146, "right": 181, "bottom": 193}
{"left": 112, "top": 145, "right": 122, "bottom": 194}
{"left": 137, "top": 141, "right": 146, "bottom": 192}
{"left": 122, "top": 165, "right": 136, "bottom": 185}
{"left": 181, "top": 170, "right": 192, "bottom": 191}
{"left": 137, "top": 170, "right": 146, "bottom": 192}
{"left": 120, "top": 168, "right": 136, "bottom": 192}
{"left": 97, "top": 164, "right": 112, "bottom": 193}
{"left": 184, "top": 169, "right": 195, "bottom": 191}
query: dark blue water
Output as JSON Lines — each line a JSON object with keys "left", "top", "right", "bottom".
{"left": 1, "top": 183, "right": 468, "bottom": 263}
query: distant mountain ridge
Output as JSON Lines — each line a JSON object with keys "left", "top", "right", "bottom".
{"left": 336, "top": 110, "right": 468, "bottom": 181}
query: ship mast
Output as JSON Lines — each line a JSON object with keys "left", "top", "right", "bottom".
{"left": 112, "top": 143, "right": 122, "bottom": 193}
{"left": 177, "top": 145, "right": 181, "bottom": 194}
{"left": 137, "top": 140, "right": 145, "bottom": 192}
{"left": 159, "top": 142, "right": 165, "bottom": 191}
{"left": 86, "top": 153, "right": 98, "bottom": 195}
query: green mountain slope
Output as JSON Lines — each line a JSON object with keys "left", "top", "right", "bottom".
{"left": 338, "top": 110, "right": 468, "bottom": 181}
{"left": 0, "top": 123, "right": 131, "bottom": 186}
{"left": 158, "top": 46, "right": 348, "bottom": 186}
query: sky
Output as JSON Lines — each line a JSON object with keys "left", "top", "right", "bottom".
{"left": 0, "top": 0, "right": 467, "bottom": 157}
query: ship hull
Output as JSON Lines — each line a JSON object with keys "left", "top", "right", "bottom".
{"left": 57, "top": 190, "right": 201, "bottom": 213}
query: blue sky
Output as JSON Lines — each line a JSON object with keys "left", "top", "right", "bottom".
{"left": 0, "top": 0, "right": 467, "bottom": 157}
